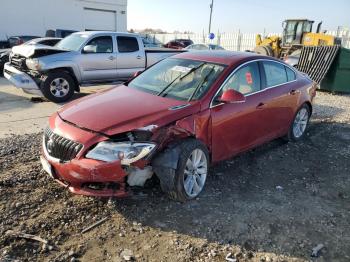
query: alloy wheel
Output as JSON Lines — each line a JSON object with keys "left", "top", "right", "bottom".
{"left": 49, "top": 78, "right": 70, "bottom": 98}
{"left": 183, "top": 148, "right": 208, "bottom": 197}
{"left": 293, "top": 107, "right": 309, "bottom": 138}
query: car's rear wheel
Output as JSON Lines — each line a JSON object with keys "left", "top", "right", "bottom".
{"left": 287, "top": 104, "right": 311, "bottom": 141}
{"left": 157, "top": 139, "right": 209, "bottom": 202}
{"left": 41, "top": 71, "right": 75, "bottom": 103}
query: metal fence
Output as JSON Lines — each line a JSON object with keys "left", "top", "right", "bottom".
{"left": 148, "top": 30, "right": 350, "bottom": 51}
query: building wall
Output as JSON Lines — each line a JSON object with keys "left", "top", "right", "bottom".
{"left": 0, "top": 0, "right": 127, "bottom": 39}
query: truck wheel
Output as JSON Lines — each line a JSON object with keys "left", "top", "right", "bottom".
{"left": 41, "top": 71, "right": 75, "bottom": 103}
{"left": 156, "top": 139, "right": 209, "bottom": 202}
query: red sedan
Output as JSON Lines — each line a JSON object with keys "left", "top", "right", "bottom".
{"left": 41, "top": 51, "right": 317, "bottom": 202}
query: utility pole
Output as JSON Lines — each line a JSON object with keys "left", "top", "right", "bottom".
{"left": 208, "top": 0, "right": 214, "bottom": 34}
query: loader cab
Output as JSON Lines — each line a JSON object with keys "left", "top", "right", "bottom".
{"left": 282, "top": 19, "right": 314, "bottom": 46}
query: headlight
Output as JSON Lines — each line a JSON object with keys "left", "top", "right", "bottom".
{"left": 85, "top": 141, "right": 156, "bottom": 165}
{"left": 26, "top": 58, "right": 42, "bottom": 70}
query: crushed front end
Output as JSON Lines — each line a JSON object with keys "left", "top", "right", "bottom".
{"left": 41, "top": 113, "right": 158, "bottom": 197}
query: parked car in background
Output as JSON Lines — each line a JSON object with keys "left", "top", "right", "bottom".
{"left": 8, "top": 35, "right": 41, "bottom": 48}
{"left": 0, "top": 37, "right": 61, "bottom": 76}
{"left": 185, "top": 44, "right": 225, "bottom": 50}
{"left": 141, "top": 36, "right": 162, "bottom": 48}
{"left": 0, "top": 40, "right": 9, "bottom": 49}
{"left": 163, "top": 39, "right": 194, "bottom": 49}
{"left": 40, "top": 51, "right": 317, "bottom": 201}
{"left": 45, "top": 29, "right": 78, "bottom": 38}
{"left": 4, "top": 31, "right": 184, "bottom": 102}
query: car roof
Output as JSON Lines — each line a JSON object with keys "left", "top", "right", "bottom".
{"left": 172, "top": 50, "right": 276, "bottom": 66}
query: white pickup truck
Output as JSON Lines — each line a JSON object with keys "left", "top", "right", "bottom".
{"left": 4, "top": 31, "right": 184, "bottom": 102}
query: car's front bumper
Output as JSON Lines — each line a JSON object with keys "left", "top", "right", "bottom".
{"left": 41, "top": 113, "right": 130, "bottom": 197}
{"left": 3, "top": 62, "right": 43, "bottom": 96}
{"left": 42, "top": 147, "right": 129, "bottom": 197}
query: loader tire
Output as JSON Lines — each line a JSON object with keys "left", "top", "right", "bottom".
{"left": 254, "top": 45, "right": 273, "bottom": 57}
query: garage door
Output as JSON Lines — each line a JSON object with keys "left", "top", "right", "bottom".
{"left": 84, "top": 8, "right": 116, "bottom": 31}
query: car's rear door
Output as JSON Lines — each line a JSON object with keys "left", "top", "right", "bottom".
{"left": 116, "top": 36, "right": 145, "bottom": 79}
{"left": 79, "top": 35, "right": 117, "bottom": 82}
{"left": 210, "top": 61, "right": 271, "bottom": 162}
{"left": 258, "top": 60, "right": 299, "bottom": 138}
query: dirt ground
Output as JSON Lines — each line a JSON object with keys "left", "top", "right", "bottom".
{"left": 0, "top": 91, "right": 349, "bottom": 262}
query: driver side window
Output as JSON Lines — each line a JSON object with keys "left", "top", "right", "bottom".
{"left": 221, "top": 62, "right": 261, "bottom": 96}
{"left": 85, "top": 36, "right": 113, "bottom": 53}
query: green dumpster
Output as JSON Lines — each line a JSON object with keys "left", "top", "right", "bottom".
{"left": 321, "top": 47, "right": 350, "bottom": 93}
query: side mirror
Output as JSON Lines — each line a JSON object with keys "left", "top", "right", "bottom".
{"left": 82, "top": 45, "right": 96, "bottom": 53}
{"left": 218, "top": 89, "right": 245, "bottom": 103}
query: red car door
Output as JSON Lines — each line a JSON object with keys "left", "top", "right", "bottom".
{"left": 210, "top": 62, "right": 271, "bottom": 162}
{"left": 258, "top": 61, "right": 299, "bottom": 138}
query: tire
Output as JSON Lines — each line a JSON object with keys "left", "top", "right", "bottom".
{"left": 156, "top": 139, "right": 209, "bottom": 202}
{"left": 286, "top": 104, "right": 311, "bottom": 142}
{"left": 40, "top": 71, "right": 75, "bottom": 103}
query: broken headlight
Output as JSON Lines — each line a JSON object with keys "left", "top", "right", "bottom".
{"left": 26, "top": 58, "right": 42, "bottom": 70}
{"left": 85, "top": 141, "right": 156, "bottom": 165}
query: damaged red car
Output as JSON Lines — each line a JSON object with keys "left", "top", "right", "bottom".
{"left": 41, "top": 51, "right": 317, "bottom": 202}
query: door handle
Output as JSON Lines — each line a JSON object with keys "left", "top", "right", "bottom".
{"left": 289, "top": 89, "right": 300, "bottom": 95}
{"left": 256, "top": 102, "right": 265, "bottom": 109}
{"left": 136, "top": 55, "right": 142, "bottom": 59}
{"left": 108, "top": 56, "right": 115, "bottom": 60}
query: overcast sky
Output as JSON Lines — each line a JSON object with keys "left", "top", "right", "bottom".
{"left": 127, "top": 0, "right": 350, "bottom": 33}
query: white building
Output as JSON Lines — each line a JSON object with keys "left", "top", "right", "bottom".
{"left": 0, "top": 0, "right": 127, "bottom": 40}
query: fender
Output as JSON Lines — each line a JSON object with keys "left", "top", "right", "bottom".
{"left": 40, "top": 61, "right": 82, "bottom": 83}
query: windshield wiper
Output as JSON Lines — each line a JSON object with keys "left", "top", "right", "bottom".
{"left": 188, "top": 66, "right": 215, "bottom": 101}
{"left": 157, "top": 63, "right": 206, "bottom": 97}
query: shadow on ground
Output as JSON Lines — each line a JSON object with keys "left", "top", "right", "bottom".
{"left": 109, "top": 121, "right": 350, "bottom": 261}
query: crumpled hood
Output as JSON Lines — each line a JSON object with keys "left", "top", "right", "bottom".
{"left": 11, "top": 44, "right": 68, "bottom": 58}
{"left": 58, "top": 85, "right": 199, "bottom": 136}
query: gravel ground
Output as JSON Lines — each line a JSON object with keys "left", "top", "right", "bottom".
{"left": 0, "top": 91, "right": 349, "bottom": 262}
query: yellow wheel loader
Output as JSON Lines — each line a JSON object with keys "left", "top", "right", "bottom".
{"left": 255, "top": 19, "right": 340, "bottom": 58}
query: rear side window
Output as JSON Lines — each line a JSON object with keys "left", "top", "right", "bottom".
{"left": 285, "top": 66, "right": 296, "bottom": 81}
{"left": 117, "top": 36, "right": 139, "bottom": 52}
{"left": 221, "top": 62, "right": 261, "bottom": 95}
{"left": 263, "top": 61, "right": 288, "bottom": 87}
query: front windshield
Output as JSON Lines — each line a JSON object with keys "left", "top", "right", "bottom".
{"left": 128, "top": 58, "right": 225, "bottom": 101}
{"left": 55, "top": 34, "right": 88, "bottom": 51}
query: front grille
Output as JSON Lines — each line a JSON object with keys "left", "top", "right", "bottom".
{"left": 10, "top": 54, "right": 27, "bottom": 70}
{"left": 44, "top": 128, "right": 83, "bottom": 161}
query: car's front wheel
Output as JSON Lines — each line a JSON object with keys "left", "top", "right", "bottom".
{"left": 41, "top": 71, "right": 75, "bottom": 103}
{"left": 287, "top": 104, "right": 311, "bottom": 141}
{"left": 157, "top": 139, "right": 209, "bottom": 202}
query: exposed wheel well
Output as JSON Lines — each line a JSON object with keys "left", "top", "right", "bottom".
{"left": 48, "top": 67, "right": 80, "bottom": 92}
{"left": 304, "top": 101, "right": 312, "bottom": 115}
